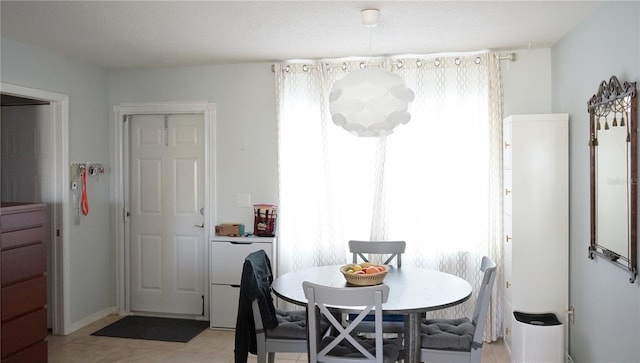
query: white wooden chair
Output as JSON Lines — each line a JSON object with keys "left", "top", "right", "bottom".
{"left": 252, "top": 299, "right": 308, "bottom": 363}
{"left": 234, "top": 250, "right": 309, "bottom": 363}
{"left": 304, "top": 281, "right": 402, "bottom": 363}
{"left": 348, "top": 240, "right": 406, "bottom": 335}
{"left": 419, "top": 256, "right": 497, "bottom": 363}
{"left": 349, "top": 240, "right": 406, "bottom": 267}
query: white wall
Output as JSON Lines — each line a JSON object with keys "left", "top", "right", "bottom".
{"left": 502, "top": 48, "right": 553, "bottom": 116}
{"left": 108, "top": 64, "right": 278, "bottom": 230}
{"left": 1, "top": 104, "right": 52, "bottom": 202}
{"left": 1, "top": 37, "right": 113, "bottom": 329}
{"left": 552, "top": 2, "right": 640, "bottom": 361}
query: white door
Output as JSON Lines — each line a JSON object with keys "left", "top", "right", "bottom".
{"left": 128, "top": 113, "right": 205, "bottom": 315}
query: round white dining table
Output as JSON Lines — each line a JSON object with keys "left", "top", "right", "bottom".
{"left": 271, "top": 265, "right": 472, "bottom": 363}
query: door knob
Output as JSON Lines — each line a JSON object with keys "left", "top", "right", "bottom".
{"left": 194, "top": 223, "right": 204, "bottom": 228}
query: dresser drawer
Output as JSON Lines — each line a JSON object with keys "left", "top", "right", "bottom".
{"left": 0, "top": 227, "right": 45, "bottom": 251}
{"left": 210, "top": 284, "right": 241, "bottom": 329}
{"left": 1, "top": 243, "right": 46, "bottom": 286}
{"left": 2, "top": 276, "right": 47, "bottom": 321}
{"left": 1, "top": 308, "right": 47, "bottom": 358}
{"left": 0, "top": 209, "right": 45, "bottom": 233}
{"left": 1, "top": 339, "right": 47, "bottom": 363}
{"left": 210, "top": 241, "right": 272, "bottom": 284}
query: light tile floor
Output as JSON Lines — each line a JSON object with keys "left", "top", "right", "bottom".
{"left": 48, "top": 315, "right": 511, "bottom": 363}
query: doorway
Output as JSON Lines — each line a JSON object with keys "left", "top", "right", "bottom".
{"left": 114, "top": 102, "right": 216, "bottom": 319}
{"left": 0, "top": 83, "right": 69, "bottom": 335}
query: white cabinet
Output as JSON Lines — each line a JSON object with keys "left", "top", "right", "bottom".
{"left": 502, "top": 114, "right": 568, "bottom": 356}
{"left": 209, "top": 236, "right": 275, "bottom": 329}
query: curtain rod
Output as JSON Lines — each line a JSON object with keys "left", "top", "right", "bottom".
{"left": 271, "top": 52, "right": 518, "bottom": 72}
{"left": 498, "top": 52, "right": 517, "bottom": 62}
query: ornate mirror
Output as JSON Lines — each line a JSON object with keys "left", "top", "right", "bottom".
{"left": 588, "top": 75, "right": 637, "bottom": 283}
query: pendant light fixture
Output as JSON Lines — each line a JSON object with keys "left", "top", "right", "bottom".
{"left": 329, "top": 9, "right": 414, "bottom": 137}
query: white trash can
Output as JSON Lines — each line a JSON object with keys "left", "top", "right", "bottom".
{"left": 512, "top": 311, "right": 564, "bottom": 363}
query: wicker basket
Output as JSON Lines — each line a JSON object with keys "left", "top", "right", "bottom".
{"left": 340, "top": 265, "right": 388, "bottom": 286}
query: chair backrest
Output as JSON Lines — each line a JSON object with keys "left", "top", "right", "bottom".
{"left": 470, "top": 256, "right": 497, "bottom": 349}
{"left": 349, "top": 240, "right": 406, "bottom": 267}
{"left": 303, "top": 281, "right": 389, "bottom": 363}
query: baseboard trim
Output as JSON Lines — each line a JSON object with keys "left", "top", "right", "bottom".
{"left": 65, "top": 306, "right": 117, "bottom": 335}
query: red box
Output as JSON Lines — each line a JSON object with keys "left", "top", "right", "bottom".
{"left": 253, "top": 204, "right": 277, "bottom": 237}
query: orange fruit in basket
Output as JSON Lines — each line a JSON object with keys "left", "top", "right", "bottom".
{"left": 365, "top": 267, "right": 379, "bottom": 274}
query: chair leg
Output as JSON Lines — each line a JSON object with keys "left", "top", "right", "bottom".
{"left": 267, "top": 352, "right": 275, "bottom": 363}
{"left": 256, "top": 346, "right": 266, "bottom": 363}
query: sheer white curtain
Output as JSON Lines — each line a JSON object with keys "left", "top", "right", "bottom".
{"left": 275, "top": 52, "right": 503, "bottom": 340}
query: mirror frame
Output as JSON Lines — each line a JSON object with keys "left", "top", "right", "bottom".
{"left": 588, "top": 75, "right": 637, "bottom": 283}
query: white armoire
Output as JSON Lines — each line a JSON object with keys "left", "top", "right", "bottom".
{"left": 502, "top": 114, "right": 569, "bottom": 356}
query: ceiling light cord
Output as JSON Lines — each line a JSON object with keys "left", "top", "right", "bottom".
{"left": 369, "top": 27, "right": 373, "bottom": 58}
{"left": 362, "top": 9, "right": 379, "bottom": 63}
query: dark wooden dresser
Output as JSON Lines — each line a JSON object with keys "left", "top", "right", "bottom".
{"left": 0, "top": 203, "right": 47, "bottom": 363}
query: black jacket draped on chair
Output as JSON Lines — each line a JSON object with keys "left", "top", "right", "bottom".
{"left": 234, "top": 249, "right": 278, "bottom": 363}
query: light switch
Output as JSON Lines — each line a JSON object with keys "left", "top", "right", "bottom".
{"left": 237, "top": 193, "right": 251, "bottom": 207}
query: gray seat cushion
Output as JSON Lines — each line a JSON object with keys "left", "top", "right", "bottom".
{"left": 420, "top": 317, "right": 475, "bottom": 351}
{"left": 320, "top": 336, "right": 401, "bottom": 363}
{"left": 265, "top": 309, "right": 308, "bottom": 339}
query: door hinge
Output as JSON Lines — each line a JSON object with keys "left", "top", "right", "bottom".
{"left": 568, "top": 306, "right": 575, "bottom": 324}
{"left": 123, "top": 209, "right": 130, "bottom": 223}
{"left": 56, "top": 229, "right": 61, "bottom": 237}
{"left": 202, "top": 295, "right": 205, "bottom": 316}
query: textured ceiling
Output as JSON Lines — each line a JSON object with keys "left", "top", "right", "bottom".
{"left": 0, "top": 1, "right": 601, "bottom": 69}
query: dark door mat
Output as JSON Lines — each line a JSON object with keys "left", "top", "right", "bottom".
{"left": 91, "top": 316, "right": 210, "bottom": 343}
